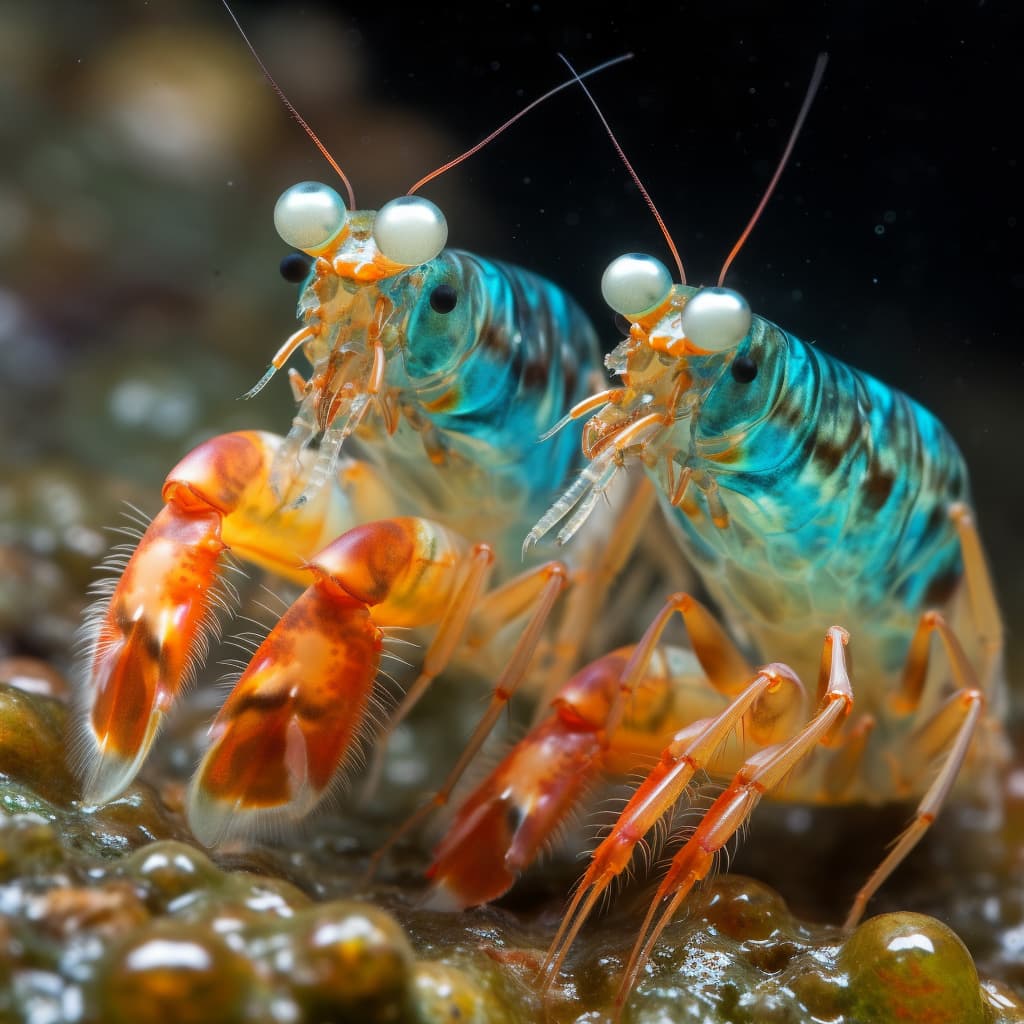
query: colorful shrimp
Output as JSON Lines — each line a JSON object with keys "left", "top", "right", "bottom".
{"left": 427, "top": 55, "right": 1007, "bottom": 1017}
{"left": 74, "top": 33, "right": 638, "bottom": 847}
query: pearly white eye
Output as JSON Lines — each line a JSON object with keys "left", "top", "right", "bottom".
{"left": 601, "top": 253, "right": 673, "bottom": 316}
{"left": 680, "top": 287, "right": 752, "bottom": 352}
{"left": 372, "top": 196, "right": 448, "bottom": 266}
{"left": 274, "top": 182, "right": 348, "bottom": 252}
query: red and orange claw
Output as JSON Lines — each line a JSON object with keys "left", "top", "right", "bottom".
{"left": 187, "top": 516, "right": 468, "bottom": 847}
{"left": 425, "top": 650, "right": 631, "bottom": 910}
{"left": 76, "top": 430, "right": 374, "bottom": 808}
{"left": 78, "top": 502, "right": 226, "bottom": 806}
{"left": 187, "top": 584, "right": 383, "bottom": 847}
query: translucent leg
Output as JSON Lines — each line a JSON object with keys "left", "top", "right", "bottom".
{"left": 613, "top": 627, "right": 853, "bottom": 1020}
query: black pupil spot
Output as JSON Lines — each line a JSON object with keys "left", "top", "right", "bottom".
{"left": 614, "top": 312, "right": 632, "bottom": 335}
{"left": 430, "top": 284, "right": 458, "bottom": 314}
{"left": 280, "top": 252, "right": 313, "bottom": 283}
{"left": 731, "top": 355, "right": 758, "bottom": 383}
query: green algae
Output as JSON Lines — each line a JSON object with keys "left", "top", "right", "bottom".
{"left": 1, "top": 675, "right": 1023, "bottom": 1023}
{"left": 840, "top": 912, "right": 986, "bottom": 1024}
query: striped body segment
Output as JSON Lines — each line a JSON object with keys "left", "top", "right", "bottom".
{"left": 652, "top": 303, "right": 969, "bottom": 688}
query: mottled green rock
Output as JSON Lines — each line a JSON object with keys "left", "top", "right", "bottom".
{"left": 0, "top": 685, "right": 74, "bottom": 804}
{"left": 93, "top": 921, "right": 258, "bottom": 1024}
{"left": 287, "top": 901, "right": 416, "bottom": 1023}
{"left": 840, "top": 912, "right": 986, "bottom": 1024}
{"left": 410, "top": 960, "right": 511, "bottom": 1024}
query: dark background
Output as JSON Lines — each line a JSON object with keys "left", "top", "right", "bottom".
{"left": 2, "top": 0, "right": 1021, "bottom": 687}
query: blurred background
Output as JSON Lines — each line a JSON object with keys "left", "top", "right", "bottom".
{"left": 0, "top": 0, "right": 1021, "bottom": 697}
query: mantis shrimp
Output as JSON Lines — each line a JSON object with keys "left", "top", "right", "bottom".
{"left": 74, "top": 22, "right": 640, "bottom": 848}
{"left": 426, "top": 55, "right": 1008, "bottom": 1018}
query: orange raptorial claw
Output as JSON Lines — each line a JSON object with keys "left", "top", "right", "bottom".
{"left": 79, "top": 504, "right": 225, "bottom": 805}
{"left": 77, "top": 430, "right": 374, "bottom": 807}
{"left": 188, "top": 579, "right": 382, "bottom": 847}
{"left": 426, "top": 651, "right": 630, "bottom": 910}
{"left": 186, "top": 517, "right": 462, "bottom": 846}
{"left": 425, "top": 724, "right": 605, "bottom": 910}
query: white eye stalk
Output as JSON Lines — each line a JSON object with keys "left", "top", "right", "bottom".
{"left": 274, "top": 182, "right": 348, "bottom": 253}
{"left": 601, "top": 253, "right": 674, "bottom": 317}
{"left": 373, "top": 197, "right": 449, "bottom": 266}
{"left": 680, "top": 287, "right": 752, "bottom": 352}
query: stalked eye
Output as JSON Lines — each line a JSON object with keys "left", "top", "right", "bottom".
{"left": 731, "top": 354, "right": 758, "bottom": 383}
{"left": 601, "top": 253, "right": 673, "bottom": 316}
{"left": 373, "top": 196, "right": 448, "bottom": 266}
{"left": 680, "top": 287, "right": 752, "bottom": 352}
{"left": 429, "top": 283, "right": 458, "bottom": 314}
{"left": 279, "top": 251, "right": 314, "bottom": 283}
{"left": 274, "top": 182, "right": 348, "bottom": 253}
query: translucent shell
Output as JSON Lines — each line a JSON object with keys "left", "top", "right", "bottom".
{"left": 680, "top": 287, "right": 753, "bottom": 352}
{"left": 274, "top": 182, "right": 348, "bottom": 253}
{"left": 372, "top": 197, "right": 449, "bottom": 266}
{"left": 601, "top": 254, "right": 674, "bottom": 317}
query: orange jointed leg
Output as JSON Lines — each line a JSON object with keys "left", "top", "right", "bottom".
{"left": 613, "top": 627, "right": 853, "bottom": 1018}
{"left": 845, "top": 598, "right": 994, "bottom": 929}
{"left": 950, "top": 502, "right": 1004, "bottom": 695}
{"left": 186, "top": 517, "right": 475, "bottom": 845}
{"left": 77, "top": 430, "right": 382, "bottom": 805}
{"left": 844, "top": 687, "right": 984, "bottom": 930}
{"left": 602, "top": 591, "right": 754, "bottom": 745}
{"left": 531, "top": 473, "right": 657, "bottom": 725}
{"left": 425, "top": 642, "right": 753, "bottom": 912}
{"left": 540, "top": 662, "right": 807, "bottom": 990}
{"left": 367, "top": 560, "right": 568, "bottom": 873}
{"left": 421, "top": 594, "right": 756, "bottom": 921}
{"left": 362, "top": 543, "right": 496, "bottom": 798}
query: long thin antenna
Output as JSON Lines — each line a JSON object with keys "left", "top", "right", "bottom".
{"left": 717, "top": 53, "right": 829, "bottom": 286}
{"left": 407, "top": 53, "right": 634, "bottom": 196}
{"left": 221, "top": 0, "right": 357, "bottom": 210}
{"left": 557, "top": 53, "right": 686, "bottom": 286}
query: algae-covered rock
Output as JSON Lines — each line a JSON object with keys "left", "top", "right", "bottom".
{"left": 1, "top": 677, "right": 1022, "bottom": 1024}
{"left": 94, "top": 922, "right": 258, "bottom": 1024}
{"left": 287, "top": 902, "right": 415, "bottom": 1022}
{"left": 839, "top": 912, "right": 986, "bottom": 1024}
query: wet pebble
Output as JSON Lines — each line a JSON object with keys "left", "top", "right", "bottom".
{"left": 410, "top": 959, "right": 507, "bottom": 1024}
{"left": 839, "top": 912, "right": 986, "bottom": 1024}
{"left": 0, "top": 684, "right": 74, "bottom": 804}
{"left": 123, "top": 841, "right": 223, "bottom": 914}
{"left": 93, "top": 921, "right": 257, "bottom": 1024}
{"left": 286, "top": 901, "right": 415, "bottom": 1022}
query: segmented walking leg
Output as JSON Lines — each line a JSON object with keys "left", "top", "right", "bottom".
{"left": 539, "top": 661, "right": 807, "bottom": 990}
{"left": 426, "top": 645, "right": 734, "bottom": 909}
{"left": 365, "top": 560, "right": 568, "bottom": 872}
{"left": 426, "top": 590, "right": 761, "bottom": 910}
{"left": 842, "top": 502, "right": 1006, "bottom": 928}
{"left": 612, "top": 626, "right": 853, "bottom": 1019}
